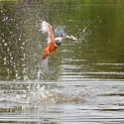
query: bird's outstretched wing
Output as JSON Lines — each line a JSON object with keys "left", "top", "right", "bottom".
{"left": 39, "top": 20, "right": 54, "bottom": 44}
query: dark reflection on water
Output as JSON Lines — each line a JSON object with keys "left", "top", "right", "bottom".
{"left": 0, "top": 0, "right": 124, "bottom": 124}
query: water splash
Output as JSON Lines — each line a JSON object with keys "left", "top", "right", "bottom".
{"left": 38, "top": 58, "right": 49, "bottom": 68}
{"left": 78, "top": 21, "right": 94, "bottom": 42}
{"left": 0, "top": 81, "right": 92, "bottom": 104}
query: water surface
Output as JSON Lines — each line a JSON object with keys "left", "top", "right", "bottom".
{"left": 0, "top": 0, "right": 124, "bottom": 123}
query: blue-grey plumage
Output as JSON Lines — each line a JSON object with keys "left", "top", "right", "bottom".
{"left": 54, "top": 27, "right": 64, "bottom": 38}
{"left": 53, "top": 27, "right": 66, "bottom": 46}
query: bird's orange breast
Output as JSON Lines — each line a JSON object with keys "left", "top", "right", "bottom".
{"left": 42, "top": 42, "right": 57, "bottom": 60}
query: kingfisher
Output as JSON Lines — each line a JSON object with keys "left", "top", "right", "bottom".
{"left": 39, "top": 20, "right": 77, "bottom": 60}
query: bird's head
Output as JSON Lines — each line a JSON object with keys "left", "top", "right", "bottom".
{"left": 54, "top": 27, "right": 77, "bottom": 46}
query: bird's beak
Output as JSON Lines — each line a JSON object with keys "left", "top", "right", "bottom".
{"left": 70, "top": 35, "right": 77, "bottom": 41}
{"left": 61, "top": 33, "right": 67, "bottom": 37}
{"left": 61, "top": 33, "right": 77, "bottom": 41}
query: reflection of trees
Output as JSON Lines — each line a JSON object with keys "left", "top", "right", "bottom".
{"left": 0, "top": 0, "right": 124, "bottom": 80}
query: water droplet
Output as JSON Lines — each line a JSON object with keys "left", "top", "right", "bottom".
{"left": 4, "top": 42, "right": 7, "bottom": 46}
{"left": 2, "top": 39, "right": 5, "bottom": 42}
{"left": 3, "top": 57, "right": 6, "bottom": 61}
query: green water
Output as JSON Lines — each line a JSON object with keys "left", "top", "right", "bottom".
{"left": 0, "top": 0, "right": 124, "bottom": 81}
{"left": 0, "top": 1, "right": 124, "bottom": 124}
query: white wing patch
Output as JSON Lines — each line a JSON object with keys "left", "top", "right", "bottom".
{"left": 40, "top": 20, "right": 49, "bottom": 34}
{"left": 39, "top": 20, "right": 54, "bottom": 44}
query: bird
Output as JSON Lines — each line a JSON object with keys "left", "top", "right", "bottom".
{"left": 39, "top": 20, "right": 77, "bottom": 60}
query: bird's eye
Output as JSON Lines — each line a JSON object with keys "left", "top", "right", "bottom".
{"left": 61, "top": 34, "right": 64, "bottom": 36}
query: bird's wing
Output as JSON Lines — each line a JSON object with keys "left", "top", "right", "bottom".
{"left": 39, "top": 20, "right": 54, "bottom": 44}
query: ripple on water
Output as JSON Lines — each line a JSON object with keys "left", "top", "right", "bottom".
{"left": 0, "top": 80, "right": 124, "bottom": 124}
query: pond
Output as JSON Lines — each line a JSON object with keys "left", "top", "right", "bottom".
{"left": 0, "top": 0, "right": 124, "bottom": 123}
